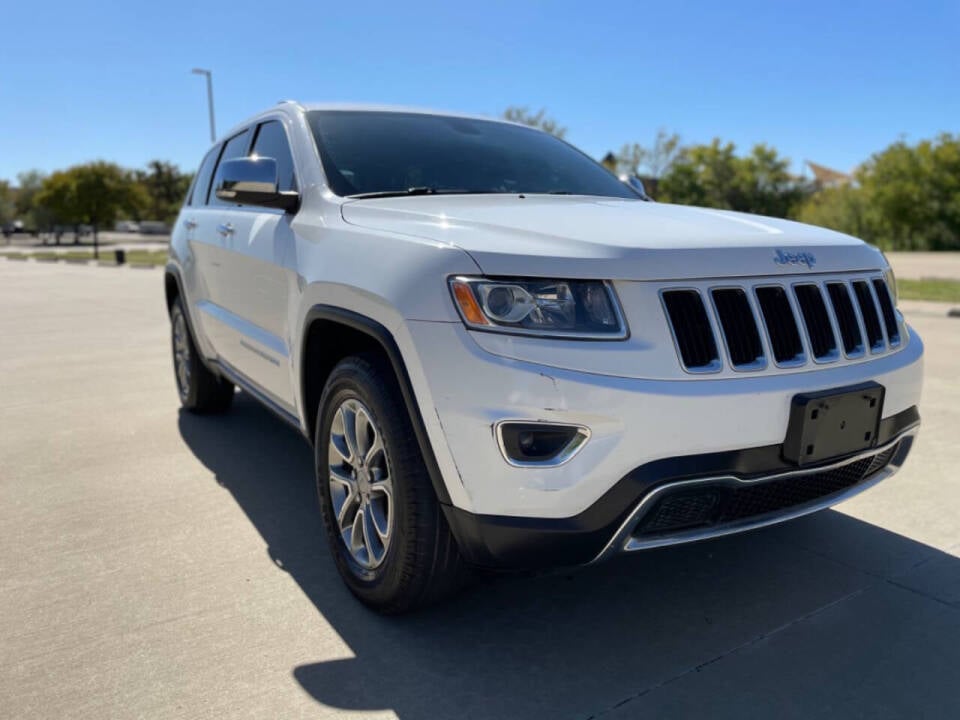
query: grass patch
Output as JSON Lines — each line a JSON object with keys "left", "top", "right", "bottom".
{"left": 898, "top": 278, "right": 960, "bottom": 303}
{"left": 0, "top": 248, "right": 167, "bottom": 266}
{"left": 122, "top": 250, "right": 168, "bottom": 266}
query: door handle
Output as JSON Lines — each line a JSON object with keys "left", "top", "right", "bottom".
{"left": 216, "top": 223, "right": 235, "bottom": 237}
{"left": 183, "top": 219, "right": 197, "bottom": 230}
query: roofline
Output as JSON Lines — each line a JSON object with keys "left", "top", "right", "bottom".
{"left": 212, "top": 101, "right": 539, "bottom": 150}
{"left": 298, "top": 102, "right": 521, "bottom": 125}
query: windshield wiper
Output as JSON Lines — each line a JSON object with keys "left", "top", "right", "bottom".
{"left": 347, "top": 187, "right": 502, "bottom": 199}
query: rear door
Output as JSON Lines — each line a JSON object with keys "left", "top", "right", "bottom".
{"left": 203, "top": 119, "right": 300, "bottom": 409}
{"left": 191, "top": 128, "right": 254, "bottom": 360}
{"left": 179, "top": 142, "right": 223, "bottom": 354}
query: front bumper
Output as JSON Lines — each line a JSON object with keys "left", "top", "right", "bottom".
{"left": 399, "top": 320, "right": 923, "bottom": 568}
{"left": 405, "top": 321, "right": 923, "bottom": 514}
{"left": 442, "top": 416, "right": 917, "bottom": 568}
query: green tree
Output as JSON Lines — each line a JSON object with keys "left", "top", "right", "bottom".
{"left": 14, "top": 170, "right": 51, "bottom": 234}
{"left": 658, "top": 139, "right": 810, "bottom": 217}
{"left": 132, "top": 160, "right": 193, "bottom": 225}
{"left": 502, "top": 107, "right": 567, "bottom": 138}
{"left": 658, "top": 139, "right": 738, "bottom": 208}
{"left": 616, "top": 130, "right": 681, "bottom": 178}
{"left": 36, "top": 162, "right": 147, "bottom": 250}
{"left": 0, "top": 181, "right": 13, "bottom": 230}
{"left": 860, "top": 134, "right": 960, "bottom": 250}
{"left": 797, "top": 184, "right": 874, "bottom": 242}
{"left": 797, "top": 134, "right": 960, "bottom": 250}
{"left": 735, "top": 143, "right": 812, "bottom": 218}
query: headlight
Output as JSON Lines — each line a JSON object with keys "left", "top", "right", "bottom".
{"left": 879, "top": 251, "right": 898, "bottom": 304}
{"left": 883, "top": 267, "right": 898, "bottom": 304}
{"left": 449, "top": 276, "right": 628, "bottom": 339}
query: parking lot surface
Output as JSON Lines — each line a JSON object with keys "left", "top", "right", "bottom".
{"left": 1, "top": 260, "right": 958, "bottom": 719}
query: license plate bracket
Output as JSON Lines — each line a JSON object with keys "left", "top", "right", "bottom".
{"left": 783, "top": 382, "right": 884, "bottom": 466}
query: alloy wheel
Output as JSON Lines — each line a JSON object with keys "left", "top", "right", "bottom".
{"left": 327, "top": 398, "right": 394, "bottom": 569}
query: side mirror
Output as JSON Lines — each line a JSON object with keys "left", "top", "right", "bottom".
{"left": 215, "top": 157, "right": 299, "bottom": 212}
{"left": 618, "top": 173, "right": 653, "bottom": 201}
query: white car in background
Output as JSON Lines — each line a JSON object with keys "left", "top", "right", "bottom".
{"left": 165, "top": 102, "right": 923, "bottom": 613}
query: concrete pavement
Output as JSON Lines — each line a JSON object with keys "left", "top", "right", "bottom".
{"left": 1, "top": 260, "right": 958, "bottom": 719}
{"left": 885, "top": 251, "right": 960, "bottom": 281}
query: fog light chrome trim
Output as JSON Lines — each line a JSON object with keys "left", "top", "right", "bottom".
{"left": 495, "top": 420, "right": 591, "bottom": 468}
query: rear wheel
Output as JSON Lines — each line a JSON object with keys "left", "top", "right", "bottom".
{"left": 315, "top": 354, "right": 466, "bottom": 613}
{"left": 170, "top": 298, "right": 234, "bottom": 413}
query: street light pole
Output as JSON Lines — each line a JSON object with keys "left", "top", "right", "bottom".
{"left": 191, "top": 68, "right": 216, "bottom": 143}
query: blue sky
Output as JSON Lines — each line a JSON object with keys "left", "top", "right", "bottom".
{"left": 1, "top": 0, "right": 956, "bottom": 183}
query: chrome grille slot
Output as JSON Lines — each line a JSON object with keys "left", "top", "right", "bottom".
{"left": 659, "top": 275, "right": 901, "bottom": 374}
{"left": 794, "top": 284, "right": 838, "bottom": 361}
{"left": 661, "top": 290, "right": 720, "bottom": 372}
{"left": 826, "top": 282, "right": 864, "bottom": 356}
{"left": 755, "top": 286, "right": 804, "bottom": 365}
{"left": 711, "top": 289, "right": 764, "bottom": 369}
{"left": 853, "top": 280, "right": 884, "bottom": 351}
{"left": 871, "top": 278, "right": 901, "bottom": 346}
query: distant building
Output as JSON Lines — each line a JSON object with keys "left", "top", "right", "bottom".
{"left": 806, "top": 161, "right": 852, "bottom": 188}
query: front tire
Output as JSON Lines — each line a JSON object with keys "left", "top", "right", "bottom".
{"left": 170, "top": 298, "right": 234, "bottom": 414}
{"left": 315, "top": 354, "right": 466, "bottom": 613}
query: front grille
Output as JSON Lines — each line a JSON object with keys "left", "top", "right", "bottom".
{"left": 711, "top": 289, "right": 763, "bottom": 367}
{"left": 794, "top": 284, "right": 837, "bottom": 360}
{"left": 755, "top": 286, "right": 804, "bottom": 364}
{"left": 661, "top": 290, "right": 719, "bottom": 371}
{"left": 661, "top": 275, "right": 901, "bottom": 373}
{"left": 853, "top": 281, "right": 885, "bottom": 350}
{"left": 873, "top": 279, "right": 901, "bottom": 346}
{"left": 826, "top": 282, "right": 864, "bottom": 356}
{"left": 635, "top": 444, "right": 898, "bottom": 538}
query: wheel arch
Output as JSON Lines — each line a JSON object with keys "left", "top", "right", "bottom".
{"left": 300, "top": 305, "right": 452, "bottom": 505}
{"left": 164, "top": 263, "right": 182, "bottom": 313}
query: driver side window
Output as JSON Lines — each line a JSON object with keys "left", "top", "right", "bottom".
{"left": 209, "top": 129, "right": 253, "bottom": 207}
{"left": 251, "top": 120, "right": 298, "bottom": 193}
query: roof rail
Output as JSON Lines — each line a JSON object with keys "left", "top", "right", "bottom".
{"left": 276, "top": 99, "right": 304, "bottom": 110}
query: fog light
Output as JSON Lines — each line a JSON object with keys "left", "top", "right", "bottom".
{"left": 496, "top": 422, "right": 590, "bottom": 467}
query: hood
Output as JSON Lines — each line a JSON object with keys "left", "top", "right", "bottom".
{"left": 340, "top": 195, "right": 885, "bottom": 280}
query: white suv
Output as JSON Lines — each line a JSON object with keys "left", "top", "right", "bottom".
{"left": 166, "top": 102, "right": 923, "bottom": 613}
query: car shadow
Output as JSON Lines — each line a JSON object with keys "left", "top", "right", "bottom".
{"left": 178, "top": 393, "right": 960, "bottom": 719}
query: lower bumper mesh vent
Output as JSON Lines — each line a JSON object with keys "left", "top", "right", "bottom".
{"left": 635, "top": 444, "right": 898, "bottom": 538}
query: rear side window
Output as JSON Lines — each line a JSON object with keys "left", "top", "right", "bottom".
{"left": 188, "top": 146, "right": 221, "bottom": 206}
{"left": 251, "top": 121, "right": 297, "bottom": 192}
{"left": 209, "top": 129, "right": 253, "bottom": 207}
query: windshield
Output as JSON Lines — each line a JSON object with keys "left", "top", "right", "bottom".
{"left": 307, "top": 110, "right": 638, "bottom": 200}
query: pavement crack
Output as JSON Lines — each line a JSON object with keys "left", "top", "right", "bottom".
{"left": 581, "top": 586, "right": 869, "bottom": 719}
{"left": 885, "top": 577, "right": 959, "bottom": 610}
